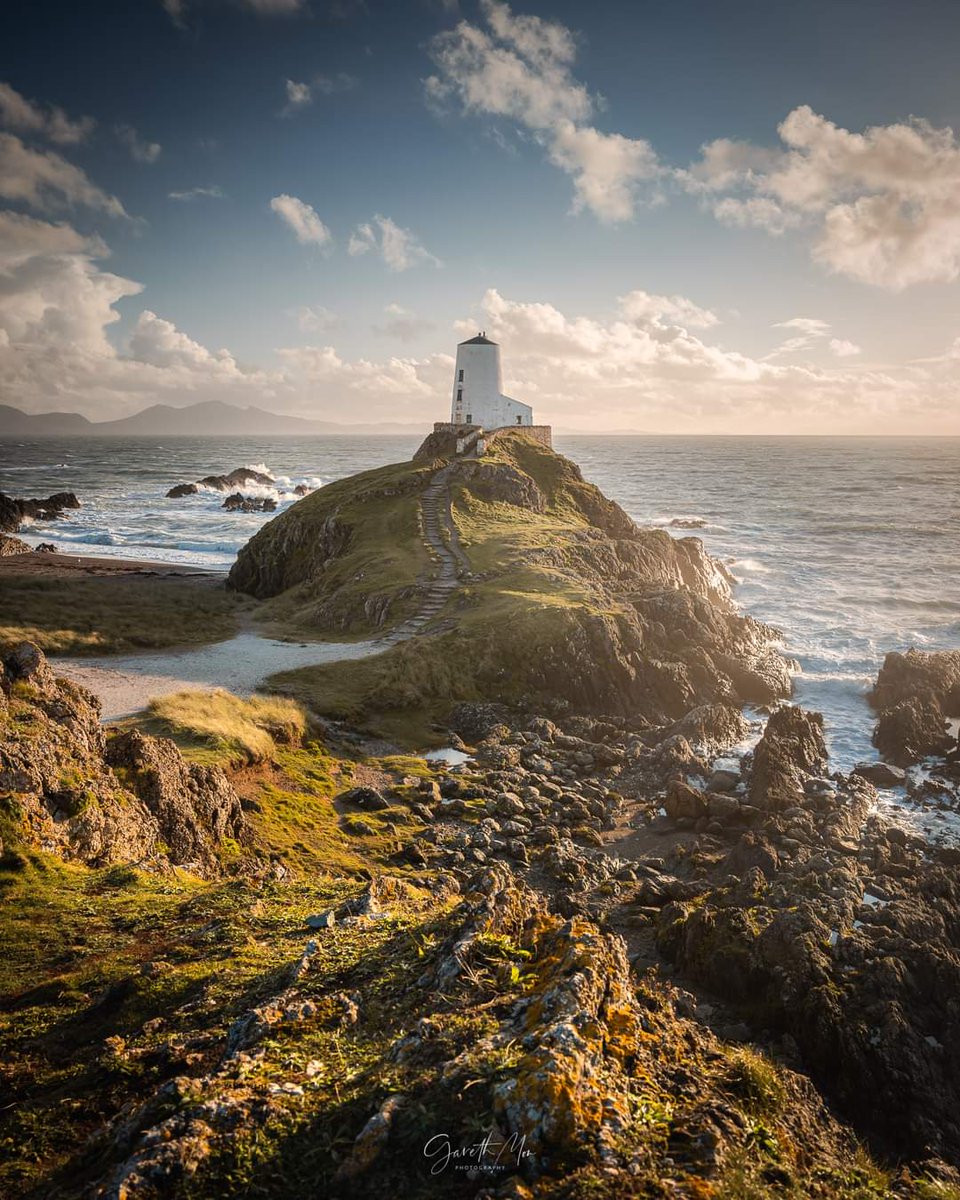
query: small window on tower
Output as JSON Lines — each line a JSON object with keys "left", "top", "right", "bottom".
{"left": 458, "top": 369, "right": 464, "bottom": 382}
{"left": 466, "top": 413, "right": 472, "bottom": 424}
{"left": 516, "top": 416, "right": 522, "bottom": 424}
{"left": 456, "top": 388, "right": 463, "bottom": 403}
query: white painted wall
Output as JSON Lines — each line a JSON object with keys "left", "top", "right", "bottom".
{"left": 450, "top": 339, "right": 533, "bottom": 428}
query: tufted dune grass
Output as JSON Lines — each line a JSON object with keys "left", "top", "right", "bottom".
{"left": 131, "top": 688, "right": 308, "bottom": 766}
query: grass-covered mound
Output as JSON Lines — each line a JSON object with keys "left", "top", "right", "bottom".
{"left": 246, "top": 433, "right": 787, "bottom": 744}
{"left": 228, "top": 457, "right": 436, "bottom": 636}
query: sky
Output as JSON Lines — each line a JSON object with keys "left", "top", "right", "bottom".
{"left": 3, "top": 0, "right": 960, "bottom": 433}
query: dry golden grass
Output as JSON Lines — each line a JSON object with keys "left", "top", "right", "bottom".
{"left": 143, "top": 688, "right": 307, "bottom": 765}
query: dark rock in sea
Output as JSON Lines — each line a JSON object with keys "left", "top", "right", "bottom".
{"left": 0, "top": 491, "right": 80, "bottom": 533}
{"left": 0, "top": 533, "right": 31, "bottom": 556}
{"left": 854, "top": 760, "right": 907, "bottom": 787}
{"left": 35, "top": 542, "right": 57, "bottom": 553}
{"left": 222, "top": 493, "right": 277, "bottom": 513}
{"left": 870, "top": 648, "right": 960, "bottom": 765}
{"left": 166, "top": 467, "right": 275, "bottom": 500}
{"left": 669, "top": 517, "right": 707, "bottom": 528}
{"left": 199, "top": 467, "right": 275, "bottom": 492}
{"left": 293, "top": 483, "right": 312, "bottom": 497}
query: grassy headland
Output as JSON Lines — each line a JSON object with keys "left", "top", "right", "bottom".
{"left": 235, "top": 432, "right": 783, "bottom": 744}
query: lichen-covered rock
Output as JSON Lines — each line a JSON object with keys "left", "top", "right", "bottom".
{"left": 104, "top": 730, "right": 245, "bottom": 873}
{"left": 0, "top": 533, "right": 31, "bottom": 556}
{"left": 493, "top": 916, "right": 639, "bottom": 1167}
{"left": 0, "top": 642, "right": 244, "bottom": 873}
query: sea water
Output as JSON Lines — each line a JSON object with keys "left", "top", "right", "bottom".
{"left": 2, "top": 434, "right": 958, "bottom": 773}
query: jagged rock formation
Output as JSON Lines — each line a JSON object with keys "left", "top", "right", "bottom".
{"left": 0, "top": 491, "right": 80, "bottom": 533}
{"left": 0, "top": 642, "right": 244, "bottom": 874}
{"left": 166, "top": 466, "right": 274, "bottom": 498}
{"left": 222, "top": 492, "right": 277, "bottom": 513}
{"left": 871, "top": 648, "right": 960, "bottom": 765}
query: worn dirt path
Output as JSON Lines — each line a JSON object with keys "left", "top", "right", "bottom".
{"left": 54, "top": 465, "right": 469, "bottom": 718}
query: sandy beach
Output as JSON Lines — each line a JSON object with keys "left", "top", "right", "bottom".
{"left": 1, "top": 549, "right": 383, "bottom": 717}
{"left": 0, "top": 549, "right": 222, "bottom": 579}
{"left": 55, "top": 631, "right": 384, "bottom": 720}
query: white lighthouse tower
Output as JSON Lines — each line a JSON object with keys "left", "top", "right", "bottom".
{"left": 450, "top": 333, "right": 533, "bottom": 429}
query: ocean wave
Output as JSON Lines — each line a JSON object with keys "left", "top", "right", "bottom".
{"left": 730, "top": 557, "right": 772, "bottom": 574}
{"left": 2, "top": 462, "right": 70, "bottom": 471}
{"left": 243, "top": 462, "right": 274, "bottom": 479}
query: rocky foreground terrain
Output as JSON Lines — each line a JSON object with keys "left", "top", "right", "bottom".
{"left": 2, "top": 434, "right": 959, "bottom": 1198}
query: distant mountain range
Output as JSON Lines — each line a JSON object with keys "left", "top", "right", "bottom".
{"left": 0, "top": 401, "right": 426, "bottom": 437}
{"left": 0, "top": 401, "right": 652, "bottom": 438}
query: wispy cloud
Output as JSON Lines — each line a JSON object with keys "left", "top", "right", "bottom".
{"left": 348, "top": 214, "right": 440, "bottom": 271}
{"left": 0, "top": 132, "right": 128, "bottom": 217}
{"left": 0, "top": 81, "right": 95, "bottom": 145}
{"left": 767, "top": 316, "right": 860, "bottom": 359}
{"left": 115, "top": 123, "right": 161, "bottom": 164}
{"left": 425, "top": 0, "right": 661, "bottom": 223}
{"left": 270, "top": 193, "right": 333, "bottom": 246}
{"left": 168, "top": 185, "right": 225, "bottom": 201}
{"left": 373, "top": 303, "right": 436, "bottom": 341}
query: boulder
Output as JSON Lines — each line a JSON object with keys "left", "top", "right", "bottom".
{"left": 104, "top": 730, "right": 245, "bottom": 871}
{"left": 222, "top": 493, "right": 277, "bottom": 513}
{"left": 871, "top": 649, "right": 960, "bottom": 766}
{"left": 664, "top": 779, "right": 707, "bottom": 820}
{"left": 854, "top": 761, "right": 907, "bottom": 788}
{"left": 749, "top": 706, "right": 827, "bottom": 812}
{"left": 341, "top": 786, "right": 391, "bottom": 811}
{"left": 166, "top": 483, "right": 199, "bottom": 498}
{"left": 0, "top": 534, "right": 31, "bottom": 556}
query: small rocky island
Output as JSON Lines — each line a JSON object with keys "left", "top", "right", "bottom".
{"left": 1, "top": 430, "right": 959, "bottom": 1199}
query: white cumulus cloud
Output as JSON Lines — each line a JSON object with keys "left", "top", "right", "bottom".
{"left": 425, "top": 0, "right": 660, "bottom": 223}
{"left": 685, "top": 105, "right": 960, "bottom": 289}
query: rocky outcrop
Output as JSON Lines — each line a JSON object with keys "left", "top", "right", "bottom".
{"left": 0, "top": 491, "right": 80, "bottom": 533}
{"left": 0, "top": 642, "right": 244, "bottom": 874}
{"left": 749, "top": 705, "right": 828, "bottom": 811}
{"left": 871, "top": 649, "right": 960, "bottom": 765}
{"left": 222, "top": 493, "right": 277, "bottom": 513}
{"left": 227, "top": 459, "right": 431, "bottom": 604}
{"left": 0, "top": 533, "right": 31, "bottom": 556}
{"left": 166, "top": 467, "right": 274, "bottom": 498}
{"left": 104, "top": 731, "right": 245, "bottom": 872}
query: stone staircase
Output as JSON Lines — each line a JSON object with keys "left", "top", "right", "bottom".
{"left": 378, "top": 465, "right": 469, "bottom": 645}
